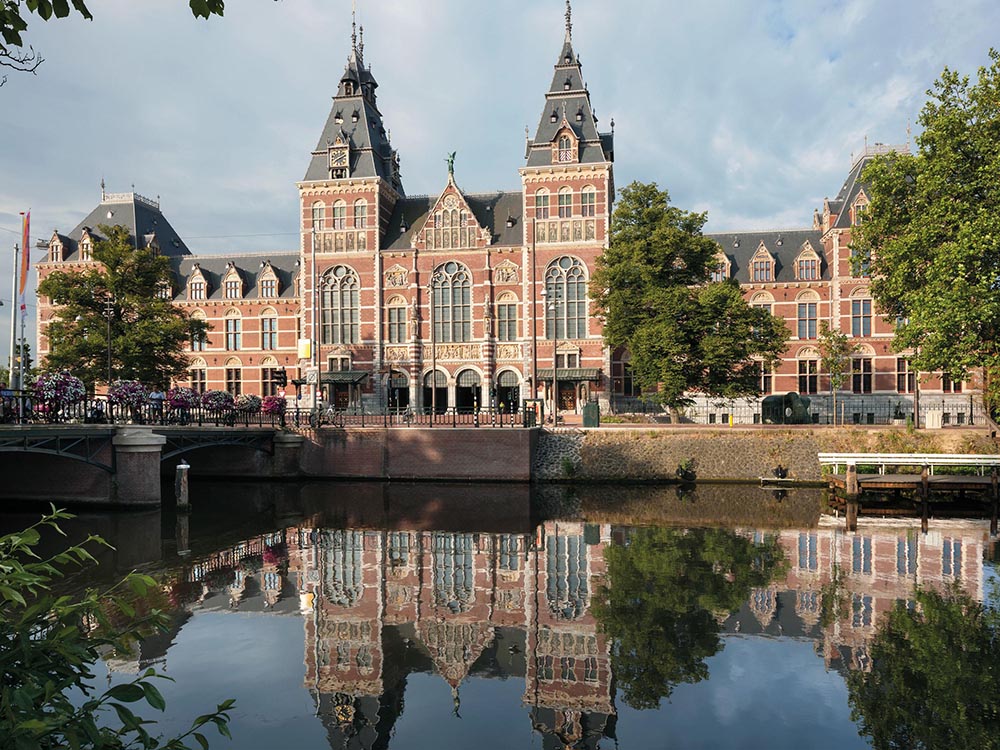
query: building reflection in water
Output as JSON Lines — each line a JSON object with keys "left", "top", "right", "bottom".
{"left": 159, "top": 511, "right": 992, "bottom": 749}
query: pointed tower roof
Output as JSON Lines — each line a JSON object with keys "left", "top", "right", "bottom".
{"left": 302, "top": 14, "right": 404, "bottom": 194}
{"left": 525, "top": 1, "right": 613, "bottom": 168}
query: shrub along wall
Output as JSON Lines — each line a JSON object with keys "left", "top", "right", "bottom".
{"left": 532, "top": 427, "right": 998, "bottom": 482}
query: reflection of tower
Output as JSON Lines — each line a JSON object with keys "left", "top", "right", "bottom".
{"left": 525, "top": 521, "right": 616, "bottom": 749}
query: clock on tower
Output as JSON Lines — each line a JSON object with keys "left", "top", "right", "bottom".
{"left": 330, "top": 147, "right": 349, "bottom": 178}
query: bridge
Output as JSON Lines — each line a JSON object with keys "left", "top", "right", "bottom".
{"left": 0, "top": 420, "right": 537, "bottom": 507}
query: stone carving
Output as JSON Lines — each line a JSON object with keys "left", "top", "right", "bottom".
{"left": 436, "top": 344, "right": 479, "bottom": 360}
{"left": 384, "top": 346, "right": 409, "bottom": 362}
{"left": 384, "top": 264, "right": 408, "bottom": 288}
{"left": 443, "top": 195, "right": 459, "bottom": 209}
{"left": 496, "top": 344, "right": 522, "bottom": 360}
{"left": 494, "top": 261, "right": 519, "bottom": 285}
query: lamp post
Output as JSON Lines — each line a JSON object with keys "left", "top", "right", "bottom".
{"left": 103, "top": 297, "right": 114, "bottom": 386}
{"left": 541, "top": 288, "right": 559, "bottom": 424}
{"left": 428, "top": 270, "right": 443, "bottom": 424}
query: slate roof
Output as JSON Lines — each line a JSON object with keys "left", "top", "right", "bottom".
{"left": 302, "top": 45, "right": 403, "bottom": 194}
{"left": 827, "top": 145, "right": 909, "bottom": 230}
{"left": 525, "top": 34, "right": 613, "bottom": 168}
{"left": 57, "top": 192, "right": 191, "bottom": 261}
{"left": 706, "top": 228, "right": 829, "bottom": 284}
{"left": 382, "top": 190, "right": 524, "bottom": 250}
{"left": 168, "top": 251, "right": 299, "bottom": 302}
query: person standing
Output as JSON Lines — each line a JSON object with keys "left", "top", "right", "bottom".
{"left": 149, "top": 385, "right": 166, "bottom": 424}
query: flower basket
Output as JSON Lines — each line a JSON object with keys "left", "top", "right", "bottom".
{"left": 262, "top": 395, "right": 287, "bottom": 417}
{"left": 234, "top": 394, "right": 262, "bottom": 413}
{"left": 201, "top": 390, "right": 235, "bottom": 411}
{"left": 108, "top": 380, "right": 148, "bottom": 411}
{"left": 167, "top": 387, "right": 200, "bottom": 410}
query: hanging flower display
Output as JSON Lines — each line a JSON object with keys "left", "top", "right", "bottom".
{"left": 33, "top": 370, "right": 86, "bottom": 410}
{"left": 261, "top": 395, "right": 286, "bottom": 416}
{"left": 201, "top": 390, "right": 235, "bottom": 411}
{"left": 167, "top": 387, "right": 200, "bottom": 409}
{"left": 107, "top": 380, "right": 148, "bottom": 410}
{"left": 234, "top": 394, "right": 263, "bottom": 413}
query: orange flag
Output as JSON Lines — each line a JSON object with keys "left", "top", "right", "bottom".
{"left": 19, "top": 210, "right": 29, "bottom": 320}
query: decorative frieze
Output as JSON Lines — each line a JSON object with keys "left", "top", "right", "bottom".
{"left": 435, "top": 344, "right": 480, "bottom": 361}
{"left": 496, "top": 344, "right": 522, "bottom": 360}
{"left": 494, "top": 260, "right": 520, "bottom": 285}
{"left": 384, "top": 346, "right": 409, "bottom": 362}
{"left": 384, "top": 264, "right": 409, "bottom": 288}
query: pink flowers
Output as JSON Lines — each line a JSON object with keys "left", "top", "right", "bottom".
{"left": 261, "top": 395, "right": 287, "bottom": 416}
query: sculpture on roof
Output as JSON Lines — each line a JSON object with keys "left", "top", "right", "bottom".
{"left": 446, "top": 151, "right": 456, "bottom": 176}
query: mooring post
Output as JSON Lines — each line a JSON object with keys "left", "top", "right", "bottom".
{"left": 921, "top": 464, "right": 930, "bottom": 499}
{"left": 846, "top": 498, "right": 859, "bottom": 533}
{"left": 921, "top": 464, "right": 930, "bottom": 534}
{"left": 176, "top": 514, "right": 190, "bottom": 557}
{"left": 991, "top": 468, "right": 998, "bottom": 536}
{"left": 175, "top": 459, "right": 190, "bottom": 512}
{"left": 845, "top": 461, "right": 860, "bottom": 497}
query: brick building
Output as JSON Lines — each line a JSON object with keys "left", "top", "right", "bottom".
{"left": 34, "top": 4, "right": 981, "bottom": 422}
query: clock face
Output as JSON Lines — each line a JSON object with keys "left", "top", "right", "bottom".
{"left": 330, "top": 149, "right": 348, "bottom": 167}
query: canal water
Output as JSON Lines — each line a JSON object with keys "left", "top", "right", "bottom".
{"left": 3, "top": 481, "right": 997, "bottom": 749}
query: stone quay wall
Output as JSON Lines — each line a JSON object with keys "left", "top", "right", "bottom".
{"left": 532, "top": 426, "right": 998, "bottom": 482}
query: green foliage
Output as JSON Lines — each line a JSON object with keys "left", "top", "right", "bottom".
{"left": 0, "top": 341, "right": 35, "bottom": 388}
{"left": 560, "top": 456, "right": 578, "bottom": 478}
{"left": 847, "top": 584, "right": 1000, "bottom": 749}
{"left": 37, "top": 225, "right": 209, "bottom": 387}
{"left": 818, "top": 322, "right": 853, "bottom": 392}
{"left": 854, "top": 49, "right": 1000, "bottom": 386}
{"left": 592, "top": 182, "right": 788, "bottom": 408}
{"left": 2, "top": 0, "right": 223, "bottom": 51}
{"left": 592, "top": 527, "right": 786, "bottom": 709}
{"left": 0, "top": 508, "right": 234, "bottom": 749}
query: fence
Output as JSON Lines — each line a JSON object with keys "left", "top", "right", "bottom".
{"left": 286, "top": 405, "right": 533, "bottom": 429}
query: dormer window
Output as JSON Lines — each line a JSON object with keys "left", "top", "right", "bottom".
{"left": 80, "top": 240, "right": 92, "bottom": 261}
{"left": 576, "top": 108, "right": 584, "bottom": 122}
{"left": 854, "top": 202, "right": 867, "bottom": 226}
{"left": 344, "top": 82, "right": 354, "bottom": 96}
{"left": 189, "top": 281, "right": 205, "bottom": 301}
{"left": 157, "top": 282, "right": 172, "bottom": 300}
{"left": 225, "top": 279, "right": 241, "bottom": 299}
{"left": 351, "top": 110, "right": 360, "bottom": 123}
{"left": 710, "top": 253, "right": 731, "bottom": 283}
{"left": 558, "top": 135, "right": 574, "bottom": 162}
{"left": 563, "top": 78, "right": 572, "bottom": 90}
{"left": 260, "top": 278, "right": 277, "bottom": 298}
{"left": 751, "top": 245, "right": 775, "bottom": 282}
{"left": 50, "top": 240, "right": 63, "bottom": 262}
{"left": 797, "top": 257, "right": 818, "bottom": 280}
{"left": 550, "top": 110, "right": 558, "bottom": 123}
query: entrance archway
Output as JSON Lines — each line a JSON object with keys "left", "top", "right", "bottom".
{"left": 496, "top": 370, "right": 520, "bottom": 413}
{"left": 455, "top": 369, "right": 481, "bottom": 412}
{"left": 388, "top": 370, "right": 409, "bottom": 411}
{"left": 423, "top": 370, "right": 447, "bottom": 414}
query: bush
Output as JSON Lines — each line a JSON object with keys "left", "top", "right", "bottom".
{"left": 0, "top": 508, "right": 234, "bottom": 748}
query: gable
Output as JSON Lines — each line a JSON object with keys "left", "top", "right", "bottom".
{"left": 415, "top": 182, "right": 491, "bottom": 251}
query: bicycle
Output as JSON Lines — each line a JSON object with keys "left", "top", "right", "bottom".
{"left": 309, "top": 405, "right": 345, "bottom": 429}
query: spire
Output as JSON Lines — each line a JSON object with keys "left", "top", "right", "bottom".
{"left": 350, "top": 0, "right": 357, "bottom": 55}
{"left": 358, "top": 24, "right": 364, "bottom": 65}
{"left": 565, "top": 0, "right": 572, "bottom": 42}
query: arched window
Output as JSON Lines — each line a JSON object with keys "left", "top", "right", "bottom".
{"left": 224, "top": 357, "right": 242, "bottom": 396}
{"left": 332, "top": 200, "right": 346, "bottom": 230}
{"left": 224, "top": 308, "right": 242, "bottom": 350}
{"left": 432, "top": 262, "right": 471, "bottom": 343}
{"left": 321, "top": 266, "right": 359, "bottom": 344}
{"left": 189, "top": 357, "right": 207, "bottom": 394}
{"left": 545, "top": 257, "right": 588, "bottom": 339}
{"left": 260, "top": 306, "right": 278, "bottom": 350}
{"left": 496, "top": 292, "right": 518, "bottom": 341}
{"left": 558, "top": 135, "right": 573, "bottom": 162}
{"left": 581, "top": 185, "right": 596, "bottom": 217}
{"left": 354, "top": 199, "right": 368, "bottom": 229}
{"left": 386, "top": 295, "right": 407, "bottom": 344}
{"left": 558, "top": 187, "right": 572, "bottom": 218}
{"left": 311, "top": 201, "right": 324, "bottom": 232}
{"left": 534, "top": 189, "right": 550, "bottom": 220}
{"left": 796, "top": 291, "right": 819, "bottom": 340}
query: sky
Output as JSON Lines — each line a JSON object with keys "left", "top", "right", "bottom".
{"left": 1, "top": 0, "right": 1000, "bottom": 362}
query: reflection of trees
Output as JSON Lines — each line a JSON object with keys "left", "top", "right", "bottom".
{"left": 592, "top": 527, "right": 786, "bottom": 709}
{"left": 848, "top": 586, "right": 1000, "bottom": 750}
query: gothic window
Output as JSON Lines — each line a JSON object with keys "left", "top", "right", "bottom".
{"left": 798, "top": 359, "right": 818, "bottom": 394}
{"left": 386, "top": 296, "right": 407, "bottom": 344}
{"left": 496, "top": 292, "right": 518, "bottom": 341}
{"left": 332, "top": 201, "right": 346, "bottom": 230}
{"left": 581, "top": 186, "right": 596, "bottom": 217}
{"left": 354, "top": 199, "right": 368, "bottom": 229}
{"left": 224, "top": 310, "right": 242, "bottom": 350}
{"left": 852, "top": 357, "right": 873, "bottom": 394}
{"left": 321, "top": 265, "right": 360, "bottom": 345}
{"left": 545, "top": 257, "right": 587, "bottom": 340}
{"left": 558, "top": 187, "right": 572, "bottom": 218}
{"left": 558, "top": 135, "right": 574, "bottom": 162}
{"left": 311, "top": 201, "right": 324, "bottom": 232}
{"left": 851, "top": 298, "right": 872, "bottom": 337}
{"left": 433, "top": 532, "right": 474, "bottom": 613}
{"left": 546, "top": 531, "right": 587, "bottom": 620}
{"left": 535, "top": 190, "right": 550, "bottom": 220}
{"left": 261, "top": 310, "right": 278, "bottom": 350}
{"left": 321, "top": 530, "right": 364, "bottom": 607}
{"left": 432, "top": 261, "right": 472, "bottom": 343}
{"left": 224, "top": 358, "right": 242, "bottom": 396}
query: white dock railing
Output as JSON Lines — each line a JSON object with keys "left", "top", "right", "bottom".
{"left": 818, "top": 453, "right": 1000, "bottom": 475}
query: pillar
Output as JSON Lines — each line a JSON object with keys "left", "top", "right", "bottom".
{"left": 273, "top": 431, "right": 305, "bottom": 477}
{"left": 112, "top": 427, "right": 167, "bottom": 507}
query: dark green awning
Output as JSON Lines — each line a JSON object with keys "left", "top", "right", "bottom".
{"left": 320, "top": 370, "right": 369, "bottom": 385}
{"left": 537, "top": 368, "right": 602, "bottom": 381}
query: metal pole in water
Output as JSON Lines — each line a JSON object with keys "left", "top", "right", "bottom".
{"left": 175, "top": 459, "right": 190, "bottom": 511}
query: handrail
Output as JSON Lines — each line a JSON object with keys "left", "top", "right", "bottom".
{"left": 818, "top": 452, "right": 1000, "bottom": 476}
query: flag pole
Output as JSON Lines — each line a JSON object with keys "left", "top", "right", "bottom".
{"left": 8, "top": 242, "right": 19, "bottom": 389}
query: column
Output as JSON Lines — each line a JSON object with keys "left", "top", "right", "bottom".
{"left": 113, "top": 427, "right": 167, "bottom": 507}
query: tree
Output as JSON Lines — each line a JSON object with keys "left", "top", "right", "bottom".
{"left": 1, "top": 341, "right": 35, "bottom": 388}
{"left": 818, "top": 321, "right": 854, "bottom": 425}
{"left": 37, "top": 224, "right": 208, "bottom": 388}
{"left": 591, "top": 527, "right": 786, "bottom": 709}
{"left": 1, "top": 0, "right": 224, "bottom": 86}
{"left": 1, "top": 508, "right": 234, "bottom": 748}
{"left": 847, "top": 585, "right": 1000, "bottom": 749}
{"left": 853, "top": 49, "right": 1000, "bottom": 410}
{"left": 592, "top": 182, "right": 788, "bottom": 410}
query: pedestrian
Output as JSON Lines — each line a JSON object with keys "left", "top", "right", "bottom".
{"left": 149, "top": 385, "right": 166, "bottom": 424}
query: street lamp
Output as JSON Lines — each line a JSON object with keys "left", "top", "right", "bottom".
{"left": 541, "top": 288, "right": 559, "bottom": 424}
{"left": 427, "top": 269, "right": 444, "bottom": 424}
{"left": 103, "top": 297, "right": 114, "bottom": 385}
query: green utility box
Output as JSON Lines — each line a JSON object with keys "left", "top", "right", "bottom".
{"left": 582, "top": 401, "right": 601, "bottom": 427}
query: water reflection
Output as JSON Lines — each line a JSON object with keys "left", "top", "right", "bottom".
{"left": 55, "top": 483, "right": 995, "bottom": 749}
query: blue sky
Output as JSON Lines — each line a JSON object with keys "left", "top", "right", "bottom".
{"left": 2, "top": 0, "right": 1000, "bottom": 361}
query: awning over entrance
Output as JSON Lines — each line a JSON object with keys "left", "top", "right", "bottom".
{"left": 320, "top": 370, "right": 370, "bottom": 385}
{"left": 537, "top": 368, "right": 602, "bottom": 381}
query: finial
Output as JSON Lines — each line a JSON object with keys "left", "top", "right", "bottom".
{"left": 452, "top": 686, "right": 461, "bottom": 719}
{"left": 351, "top": 0, "right": 357, "bottom": 52}
{"left": 565, "top": 0, "right": 572, "bottom": 41}
{"left": 358, "top": 24, "right": 364, "bottom": 64}
{"left": 610, "top": 117, "right": 615, "bottom": 133}
{"left": 100, "top": 177, "right": 105, "bottom": 200}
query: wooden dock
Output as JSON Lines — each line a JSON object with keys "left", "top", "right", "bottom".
{"left": 828, "top": 473, "right": 996, "bottom": 494}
